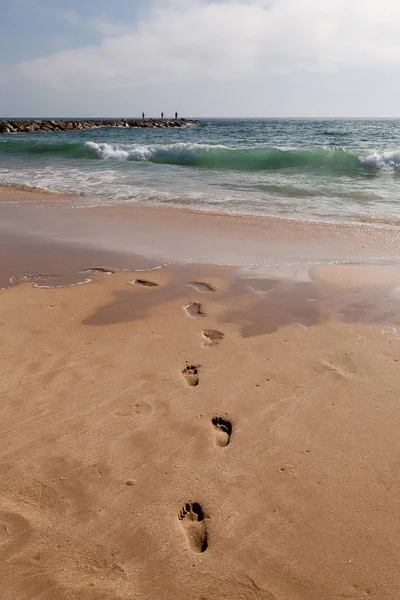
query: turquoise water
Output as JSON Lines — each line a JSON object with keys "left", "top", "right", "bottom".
{"left": 1, "top": 118, "right": 400, "bottom": 224}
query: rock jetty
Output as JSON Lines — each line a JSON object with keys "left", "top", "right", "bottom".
{"left": 0, "top": 118, "right": 200, "bottom": 135}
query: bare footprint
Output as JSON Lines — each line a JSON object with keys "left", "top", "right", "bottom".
{"left": 134, "top": 279, "right": 159, "bottom": 287}
{"left": 182, "top": 363, "right": 199, "bottom": 387}
{"left": 185, "top": 302, "right": 205, "bottom": 317}
{"left": 178, "top": 502, "right": 208, "bottom": 553}
{"left": 188, "top": 282, "right": 216, "bottom": 293}
{"left": 202, "top": 329, "right": 224, "bottom": 347}
{"left": 212, "top": 416, "right": 232, "bottom": 447}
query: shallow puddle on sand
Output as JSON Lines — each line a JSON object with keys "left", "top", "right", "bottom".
{"left": 221, "top": 275, "right": 400, "bottom": 337}
{"left": 82, "top": 286, "right": 182, "bottom": 325}
{"left": 0, "top": 231, "right": 155, "bottom": 289}
{"left": 82, "top": 265, "right": 400, "bottom": 333}
{"left": 82, "top": 265, "right": 226, "bottom": 326}
{"left": 221, "top": 278, "right": 322, "bottom": 336}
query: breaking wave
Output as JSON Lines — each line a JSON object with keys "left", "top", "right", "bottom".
{"left": 86, "top": 143, "right": 400, "bottom": 174}
{"left": 84, "top": 143, "right": 400, "bottom": 175}
{"left": 2, "top": 138, "right": 400, "bottom": 174}
{"left": 358, "top": 150, "right": 400, "bottom": 169}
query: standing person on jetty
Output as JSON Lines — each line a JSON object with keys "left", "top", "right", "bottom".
{"left": 142, "top": 112, "right": 145, "bottom": 119}
{"left": 175, "top": 111, "right": 178, "bottom": 119}
{"left": 161, "top": 112, "right": 164, "bottom": 119}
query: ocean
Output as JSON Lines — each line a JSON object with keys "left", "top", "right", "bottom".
{"left": 1, "top": 118, "right": 400, "bottom": 225}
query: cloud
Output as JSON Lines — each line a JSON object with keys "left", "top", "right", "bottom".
{"left": 18, "top": 0, "right": 400, "bottom": 92}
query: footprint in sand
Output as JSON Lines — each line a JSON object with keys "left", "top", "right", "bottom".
{"left": 185, "top": 302, "right": 205, "bottom": 317}
{"left": 212, "top": 416, "right": 232, "bottom": 447}
{"left": 133, "top": 279, "right": 159, "bottom": 287}
{"left": 178, "top": 502, "right": 208, "bottom": 553}
{"left": 202, "top": 329, "right": 224, "bottom": 347}
{"left": 188, "top": 282, "right": 216, "bottom": 293}
{"left": 182, "top": 363, "right": 199, "bottom": 387}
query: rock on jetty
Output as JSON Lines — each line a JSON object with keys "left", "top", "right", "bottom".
{"left": 0, "top": 118, "right": 200, "bottom": 134}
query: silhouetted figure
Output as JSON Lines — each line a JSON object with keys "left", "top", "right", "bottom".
{"left": 142, "top": 112, "right": 145, "bottom": 119}
{"left": 175, "top": 111, "right": 178, "bottom": 119}
{"left": 161, "top": 112, "right": 164, "bottom": 119}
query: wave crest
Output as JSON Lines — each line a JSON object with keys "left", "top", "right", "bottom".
{"left": 85, "top": 142, "right": 368, "bottom": 174}
{"left": 358, "top": 150, "right": 400, "bottom": 169}
{"left": 2, "top": 138, "right": 400, "bottom": 174}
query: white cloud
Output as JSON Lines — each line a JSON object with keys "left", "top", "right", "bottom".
{"left": 18, "top": 0, "right": 400, "bottom": 92}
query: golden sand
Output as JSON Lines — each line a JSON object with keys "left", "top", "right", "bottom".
{"left": 1, "top": 263, "right": 400, "bottom": 599}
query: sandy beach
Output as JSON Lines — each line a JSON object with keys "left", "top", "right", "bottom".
{"left": 1, "top": 189, "right": 400, "bottom": 600}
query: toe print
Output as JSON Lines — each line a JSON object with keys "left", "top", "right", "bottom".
{"left": 212, "top": 416, "right": 232, "bottom": 447}
{"left": 182, "top": 363, "right": 199, "bottom": 387}
{"left": 178, "top": 502, "right": 208, "bottom": 553}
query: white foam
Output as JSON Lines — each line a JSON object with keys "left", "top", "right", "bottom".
{"left": 33, "top": 278, "right": 92, "bottom": 289}
{"left": 86, "top": 141, "right": 153, "bottom": 161}
{"left": 85, "top": 141, "right": 228, "bottom": 162}
{"left": 358, "top": 150, "right": 400, "bottom": 170}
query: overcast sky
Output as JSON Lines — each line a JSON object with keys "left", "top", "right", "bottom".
{"left": 1, "top": 0, "right": 399, "bottom": 118}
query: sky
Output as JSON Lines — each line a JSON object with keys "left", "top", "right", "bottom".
{"left": 1, "top": 0, "right": 399, "bottom": 118}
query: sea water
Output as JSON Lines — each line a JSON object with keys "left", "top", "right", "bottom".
{"left": 1, "top": 118, "right": 400, "bottom": 225}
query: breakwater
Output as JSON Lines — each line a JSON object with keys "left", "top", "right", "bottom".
{"left": 0, "top": 118, "right": 200, "bottom": 134}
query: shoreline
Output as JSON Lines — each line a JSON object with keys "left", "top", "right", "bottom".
{"left": 2, "top": 182, "right": 400, "bottom": 234}
{"left": 2, "top": 116, "right": 400, "bottom": 232}
{"left": 2, "top": 182, "right": 400, "bottom": 230}
{"left": 1, "top": 186, "right": 400, "bottom": 290}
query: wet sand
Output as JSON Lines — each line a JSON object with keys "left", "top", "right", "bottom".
{"left": 1, "top": 186, "right": 400, "bottom": 286}
{"left": 1, "top": 190, "right": 400, "bottom": 600}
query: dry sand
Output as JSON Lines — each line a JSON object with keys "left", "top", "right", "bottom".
{"left": 1, "top": 192, "right": 400, "bottom": 599}
{"left": 0, "top": 263, "right": 400, "bottom": 600}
